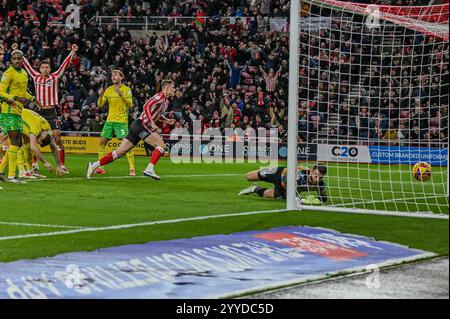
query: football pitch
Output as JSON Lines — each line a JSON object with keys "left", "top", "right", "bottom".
{"left": 0, "top": 154, "right": 448, "bottom": 263}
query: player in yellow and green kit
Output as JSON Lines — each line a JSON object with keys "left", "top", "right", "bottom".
{"left": 0, "top": 49, "right": 42, "bottom": 183}
{"left": 21, "top": 109, "right": 64, "bottom": 178}
{"left": 96, "top": 69, "right": 135, "bottom": 176}
{"left": 0, "top": 109, "right": 64, "bottom": 179}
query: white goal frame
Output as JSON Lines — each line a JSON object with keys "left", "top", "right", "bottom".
{"left": 286, "top": 0, "right": 449, "bottom": 219}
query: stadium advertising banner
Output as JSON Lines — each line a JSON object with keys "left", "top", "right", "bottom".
{"left": 317, "top": 144, "right": 371, "bottom": 163}
{"left": 40, "top": 137, "right": 148, "bottom": 156}
{"left": 45, "top": 136, "right": 317, "bottom": 160}
{"left": 368, "top": 146, "right": 449, "bottom": 166}
{"left": 278, "top": 143, "right": 317, "bottom": 161}
{"left": 317, "top": 144, "right": 448, "bottom": 166}
{"left": 42, "top": 139, "right": 447, "bottom": 165}
{"left": 0, "top": 226, "right": 432, "bottom": 299}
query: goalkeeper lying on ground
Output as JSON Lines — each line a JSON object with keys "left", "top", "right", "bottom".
{"left": 238, "top": 165, "right": 328, "bottom": 204}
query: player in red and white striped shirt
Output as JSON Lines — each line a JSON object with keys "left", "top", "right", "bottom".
{"left": 22, "top": 43, "right": 78, "bottom": 174}
{"left": 87, "top": 80, "right": 176, "bottom": 180}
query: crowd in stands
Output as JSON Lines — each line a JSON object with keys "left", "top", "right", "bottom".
{"left": 299, "top": 7, "right": 448, "bottom": 146}
{"left": 1, "top": 2, "right": 292, "bottom": 141}
{"left": 1, "top": 0, "right": 448, "bottom": 147}
{"left": 94, "top": 0, "right": 289, "bottom": 18}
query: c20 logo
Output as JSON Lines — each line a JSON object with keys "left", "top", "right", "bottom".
{"left": 332, "top": 146, "right": 359, "bottom": 158}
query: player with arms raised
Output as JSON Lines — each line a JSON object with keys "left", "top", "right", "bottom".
{"left": 87, "top": 80, "right": 176, "bottom": 180}
{"left": 20, "top": 43, "right": 78, "bottom": 174}
{"left": 95, "top": 69, "right": 135, "bottom": 176}
{"left": 238, "top": 165, "right": 328, "bottom": 204}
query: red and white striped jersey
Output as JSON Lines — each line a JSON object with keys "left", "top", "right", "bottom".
{"left": 22, "top": 51, "right": 75, "bottom": 107}
{"left": 139, "top": 92, "right": 169, "bottom": 130}
{"left": 263, "top": 72, "right": 280, "bottom": 92}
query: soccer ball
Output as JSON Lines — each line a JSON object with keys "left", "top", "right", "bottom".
{"left": 412, "top": 162, "right": 432, "bottom": 181}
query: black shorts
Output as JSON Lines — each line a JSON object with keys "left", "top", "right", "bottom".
{"left": 258, "top": 167, "right": 286, "bottom": 199}
{"left": 38, "top": 108, "right": 60, "bottom": 130}
{"left": 126, "top": 119, "right": 153, "bottom": 146}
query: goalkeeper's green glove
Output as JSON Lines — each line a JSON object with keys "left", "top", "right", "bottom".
{"left": 301, "top": 195, "right": 322, "bottom": 205}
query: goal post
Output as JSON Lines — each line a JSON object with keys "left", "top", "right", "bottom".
{"left": 287, "top": 0, "right": 449, "bottom": 218}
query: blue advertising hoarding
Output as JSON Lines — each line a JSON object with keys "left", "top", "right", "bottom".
{"left": 0, "top": 226, "right": 433, "bottom": 299}
{"left": 369, "top": 146, "right": 448, "bottom": 166}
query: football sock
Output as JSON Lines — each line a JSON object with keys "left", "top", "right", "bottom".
{"left": 17, "top": 147, "right": 25, "bottom": 172}
{"left": 126, "top": 150, "right": 135, "bottom": 171}
{"left": 149, "top": 146, "right": 164, "bottom": 166}
{"left": 23, "top": 143, "right": 32, "bottom": 170}
{"left": 0, "top": 150, "right": 8, "bottom": 174}
{"left": 59, "top": 149, "right": 65, "bottom": 166}
{"left": 7, "top": 145, "right": 19, "bottom": 179}
{"left": 98, "top": 144, "right": 106, "bottom": 168}
{"left": 97, "top": 151, "right": 120, "bottom": 168}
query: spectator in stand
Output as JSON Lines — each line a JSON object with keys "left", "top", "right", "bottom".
{"left": 0, "top": 1, "right": 8, "bottom": 18}
{"left": 252, "top": 114, "right": 266, "bottom": 130}
{"left": 61, "top": 112, "right": 76, "bottom": 131}
{"left": 226, "top": 59, "right": 247, "bottom": 90}
{"left": 278, "top": 124, "right": 287, "bottom": 142}
{"left": 220, "top": 96, "right": 234, "bottom": 129}
{"left": 210, "top": 110, "right": 221, "bottom": 129}
{"left": 259, "top": 66, "right": 282, "bottom": 93}
{"left": 253, "top": 89, "right": 270, "bottom": 118}
{"left": 383, "top": 122, "right": 399, "bottom": 145}
{"left": 33, "top": 0, "right": 58, "bottom": 31}
{"left": 88, "top": 114, "right": 105, "bottom": 133}
{"left": 232, "top": 103, "right": 242, "bottom": 126}
{"left": 357, "top": 107, "right": 370, "bottom": 140}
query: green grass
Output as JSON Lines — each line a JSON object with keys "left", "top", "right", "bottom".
{"left": 0, "top": 154, "right": 448, "bottom": 262}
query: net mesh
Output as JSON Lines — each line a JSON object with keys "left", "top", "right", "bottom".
{"left": 297, "top": 0, "right": 449, "bottom": 214}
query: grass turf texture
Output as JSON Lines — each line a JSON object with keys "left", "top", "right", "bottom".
{"left": 0, "top": 154, "right": 448, "bottom": 262}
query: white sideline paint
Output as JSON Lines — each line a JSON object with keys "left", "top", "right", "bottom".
{"left": 0, "top": 221, "right": 85, "bottom": 229}
{"left": 0, "top": 209, "right": 288, "bottom": 242}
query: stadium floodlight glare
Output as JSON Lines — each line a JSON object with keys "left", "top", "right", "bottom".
{"left": 287, "top": 0, "right": 449, "bottom": 218}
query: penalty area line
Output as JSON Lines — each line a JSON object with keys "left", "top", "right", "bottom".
{"left": 0, "top": 209, "right": 288, "bottom": 242}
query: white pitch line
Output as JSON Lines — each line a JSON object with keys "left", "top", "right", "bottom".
{"left": 0, "top": 221, "right": 85, "bottom": 229}
{"left": 0, "top": 209, "right": 288, "bottom": 242}
{"left": 26, "top": 173, "right": 242, "bottom": 182}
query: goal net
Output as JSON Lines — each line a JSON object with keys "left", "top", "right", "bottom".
{"left": 288, "top": 0, "right": 449, "bottom": 217}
